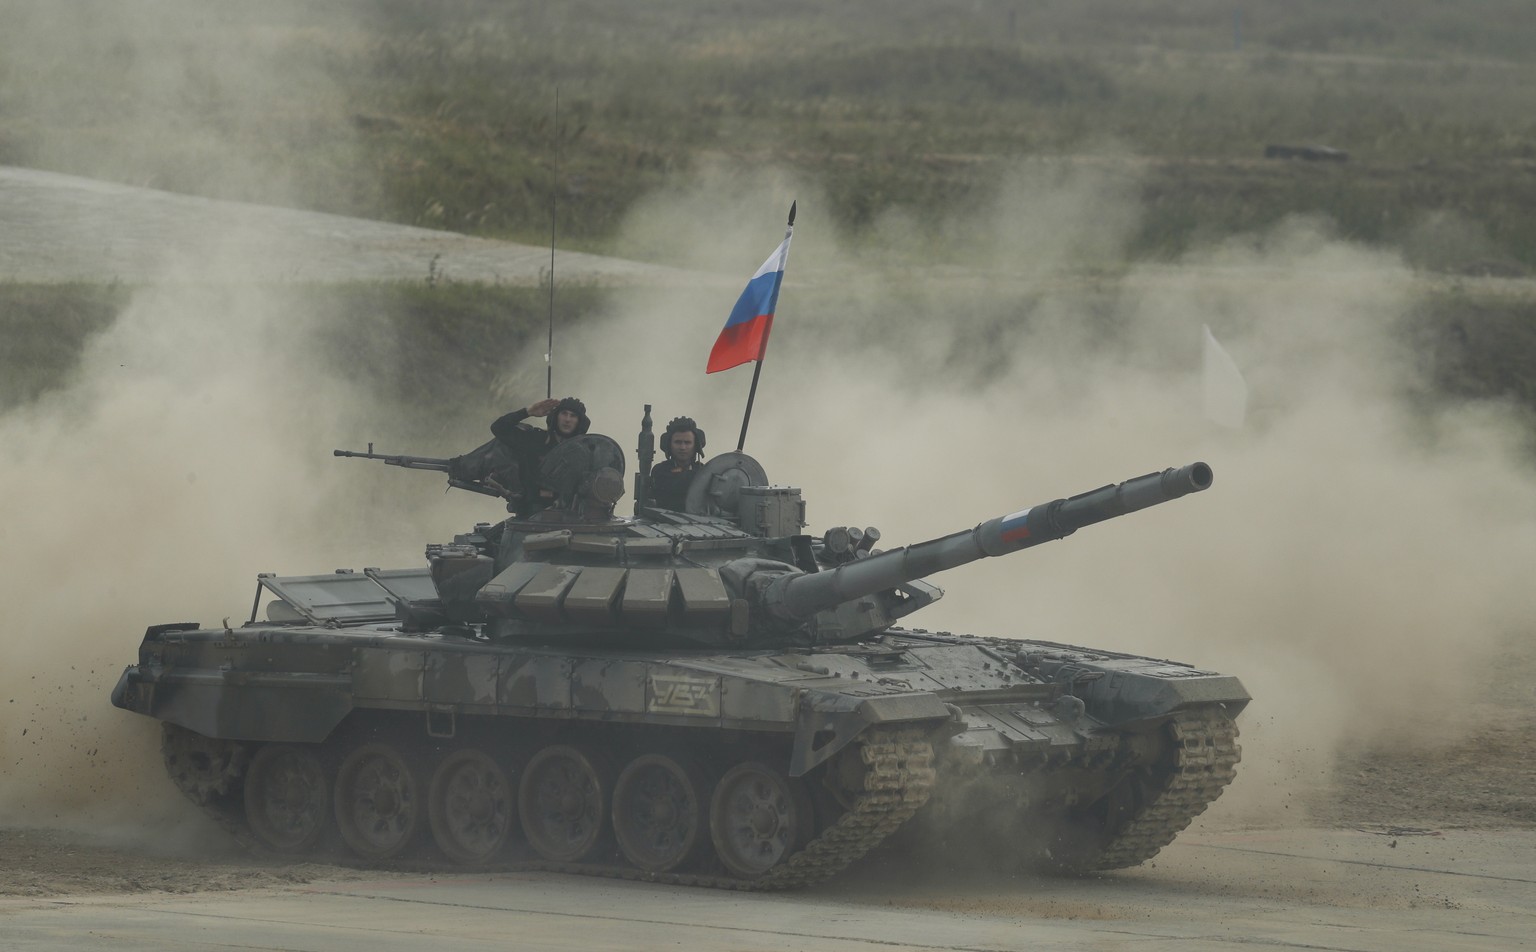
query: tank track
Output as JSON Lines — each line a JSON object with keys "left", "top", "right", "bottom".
{"left": 162, "top": 724, "right": 936, "bottom": 891}
{"left": 1087, "top": 708, "right": 1241, "bottom": 871}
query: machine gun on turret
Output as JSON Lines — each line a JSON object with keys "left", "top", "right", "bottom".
{"left": 333, "top": 443, "right": 516, "bottom": 502}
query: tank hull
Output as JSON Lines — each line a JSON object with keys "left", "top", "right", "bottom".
{"left": 113, "top": 619, "right": 1244, "bottom": 886}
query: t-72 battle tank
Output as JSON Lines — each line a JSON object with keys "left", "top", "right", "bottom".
{"left": 110, "top": 407, "right": 1245, "bottom": 888}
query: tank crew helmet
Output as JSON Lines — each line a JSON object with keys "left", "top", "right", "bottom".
{"left": 548, "top": 397, "right": 591, "bottom": 436}
{"left": 662, "top": 416, "right": 705, "bottom": 461}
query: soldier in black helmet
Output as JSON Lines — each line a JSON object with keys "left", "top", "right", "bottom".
{"left": 451, "top": 396, "right": 591, "bottom": 516}
{"left": 649, "top": 415, "right": 705, "bottom": 511}
{"left": 492, "top": 396, "right": 590, "bottom": 446}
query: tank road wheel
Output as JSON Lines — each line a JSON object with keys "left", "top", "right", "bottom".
{"left": 611, "top": 753, "right": 712, "bottom": 873}
{"left": 334, "top": 743, "right": 421, "bottom": 861}
{"left": 428, "top": 749, "right": 515, "bottom": 865}
{"left": 243, "top": 744, "right": 331, "bottom": 854}
{"left": 518, "top": 745, "right": 610, "bottom": 863}
{"left": 709, "top": 761, "right": 814, "bottom": 880}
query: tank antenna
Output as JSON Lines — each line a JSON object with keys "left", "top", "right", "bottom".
{"left": 545, "top": 86, "right": 559, "bottom": 399}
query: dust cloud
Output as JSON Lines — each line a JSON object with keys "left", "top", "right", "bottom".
{"left": 0, "top": 1, "right": 478, "bottom": 839}
{"left": 4, "top": 9, "right": 1535, "bottom": 846}
{"left": 510, "top": 161, "right": 1536, "bottom": 827}
{"left": 0, "top": 270, "right": 478, "bottom": 835}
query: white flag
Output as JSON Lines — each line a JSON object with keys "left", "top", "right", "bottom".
{"left": 1202, "top": 325, "right": 1247, "bottom": 428}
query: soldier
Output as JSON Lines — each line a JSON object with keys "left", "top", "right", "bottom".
{"left": 492, "top": 396, "right": 590, "bottom": 447}
{"left": 452, "top": 397, "right": 591, "bottom": 515}
{"left": 649, "top": 415, "right": 705, "bottom": 511}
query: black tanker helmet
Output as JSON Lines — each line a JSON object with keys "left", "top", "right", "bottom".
{"left": 662, "top": 416, "right": 705, "bottom": 461}
{"left": 547, "top": 397, "right": 591, "bottom": 436}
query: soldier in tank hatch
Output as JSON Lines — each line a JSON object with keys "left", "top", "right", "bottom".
{"left": 649, "top": 415, "right": 705, "bottom": 511}
{"left": 451, "top": 396, "right": 591, "bottom": 515}
{"left": 491, "top": 396, "right": 590, "bottom": 445}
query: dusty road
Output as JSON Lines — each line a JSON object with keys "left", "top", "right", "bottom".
{"left": 0, "top": 165, "right": 709, "bottom": 286}
{"left": 2, "top": 827, "right": 1532, "bottom": 951}
{"left": 8, "top": 164, "right": 1533, "bottom": 299}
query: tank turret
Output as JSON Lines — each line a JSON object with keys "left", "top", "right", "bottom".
{"left": 406, "top": 418, "right": 1211, "bottom": 650}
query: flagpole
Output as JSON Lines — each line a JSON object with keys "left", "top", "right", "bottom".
{"left": 735, "top": 351, "right": 766, "bottom": 452}
{"left": 735, "top": 201, "right": 795, "bottom": 452}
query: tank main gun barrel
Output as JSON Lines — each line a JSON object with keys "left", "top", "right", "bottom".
{"left": 765, "top": 462, "right": 1213, "bottom": 621}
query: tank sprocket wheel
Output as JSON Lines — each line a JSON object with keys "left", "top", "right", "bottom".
{"left": 611, "top": 753, "right": 712, "bottom": 873}
{"left": 243, "top": 744, "right": 331, "bottom": 854}
{"left": 334, "top": 742, "right": 422, "bottom": 861}
{"left": 160, "top": 723, "right": 248, "bottom": 805}
{"left": 518, "top": 745, "right": 611, "bottom": 863}
{"left": 428, "top": 749, "right": 515, "bottom": 865}
{"left": 709, "top": 761, "right": 814, "bottom": 880}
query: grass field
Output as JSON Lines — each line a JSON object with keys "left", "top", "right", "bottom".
{"left": 3, "top": 1, "right": 1535, "bottom": 268}
{"left": 3, "top": 2, "right": 1536, "bottom": 423}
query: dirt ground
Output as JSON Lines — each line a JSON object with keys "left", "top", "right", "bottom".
{"left": 1319, "top": 629, "right": 1536, "bottom": 832}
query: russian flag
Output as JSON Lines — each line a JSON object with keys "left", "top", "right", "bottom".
{"left": 706, "top": 228, "right": 793, "bottom": 374}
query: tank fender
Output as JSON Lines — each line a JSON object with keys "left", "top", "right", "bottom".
{"left": 789, "top": 689, "right": 949, "bottom": 776}
{"left": 1047, "top": 659, "right": 1250, "bottom": 725}
{"left": 110, "top": 664, "right": 353, "bottom": 743}
{"left": 110, "top": 666, "right": 149, "bottom": 714}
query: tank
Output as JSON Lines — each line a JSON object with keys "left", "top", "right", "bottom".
{"left": 110, "top": 407, "right": 1245, "bottom": 888}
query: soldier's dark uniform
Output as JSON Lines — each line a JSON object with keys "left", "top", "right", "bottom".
{"left": 650, "top": 459, "right": 699, "bottom": 511}
{"left": 648, "top": 416, "right": 705, "bottom": 512}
